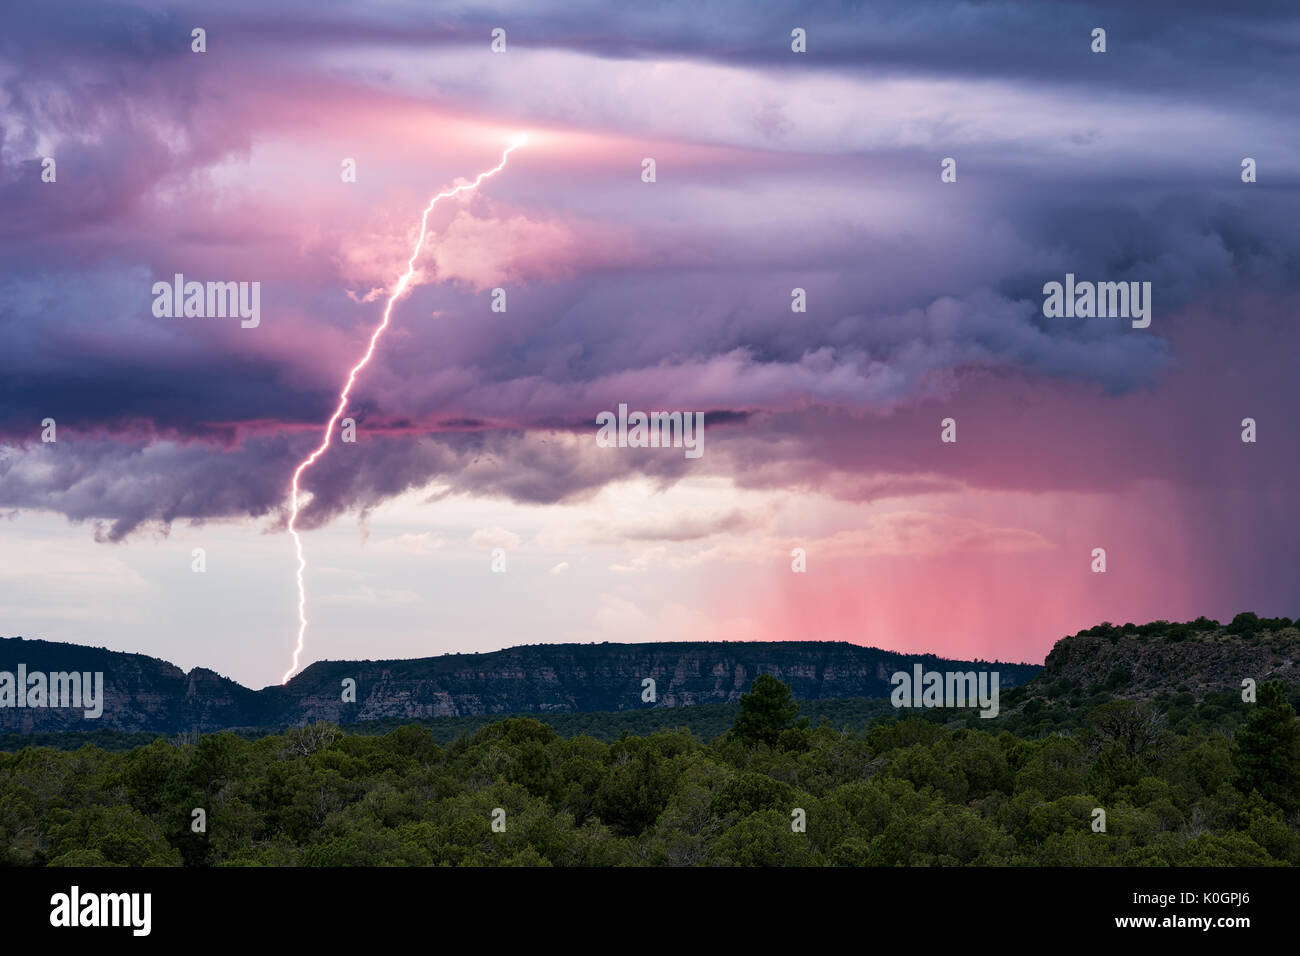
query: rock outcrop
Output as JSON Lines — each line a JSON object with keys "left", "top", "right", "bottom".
{"left": 0, "top": 636, "right": 1039, "bottom": 733}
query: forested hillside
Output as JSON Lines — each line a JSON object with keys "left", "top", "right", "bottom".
{"left": 1, "top": 673, "right": 1295, "bottom": 867}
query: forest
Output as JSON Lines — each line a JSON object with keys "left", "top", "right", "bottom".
{"left": 0, "top": 672, "right": 1295, "bottom": 866}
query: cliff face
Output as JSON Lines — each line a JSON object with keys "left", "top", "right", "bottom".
{"left": 1032, "top": 621, "right": 1299, "bottom": 700}
{"left": 284, "top": 642, "right": 1039, "bottom": 723}
{"left": 0, "top": 637, "right": 1040, "bottom": 733}
{"left": 0, "top": 639, "right": 263, "bottom": 733}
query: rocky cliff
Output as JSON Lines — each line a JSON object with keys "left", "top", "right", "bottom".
{"left": 1029, "top": 616, "right": 1298, "bottom": 701}
{"left": 0, "top": 636, "right": 1039, "bottom": 733}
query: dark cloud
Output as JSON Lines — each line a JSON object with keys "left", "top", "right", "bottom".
{"left": 1, "top": 0, "right": 1298, "bottom": 540}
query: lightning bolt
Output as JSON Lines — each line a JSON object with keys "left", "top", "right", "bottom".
{"left": 281, "top": 138, "right": 526, "bottom": 685}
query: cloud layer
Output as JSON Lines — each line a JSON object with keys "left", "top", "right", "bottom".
{"left": 2, "top": 0, "right": 1298, "bottom": 676}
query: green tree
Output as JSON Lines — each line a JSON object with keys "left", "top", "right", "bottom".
{"left": 46, "top": 805, "right": 182, "bottom": 867}
{"left": 1233, "top": 681, "right": 1300, "bottom": 813}
{"left": 1084, "top": 700, "right": 1170, "bottom": 761}
{"left": 709, "top": 809, "right": 820, "bottom": 866}
{"left": 731, "top": 674, "right": 799, "bottom": 746}
{"left": 592, "top": 739, "right": 675, "bottom": 836}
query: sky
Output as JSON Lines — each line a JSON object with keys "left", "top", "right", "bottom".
{"left": 1, "top": 0, "right": 1298, "bottom": 688}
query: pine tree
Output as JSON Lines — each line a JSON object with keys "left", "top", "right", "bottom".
{"left": 731, "top": 673, "right": 799, "bottom": 746}
{"left": 1233, "top": 681, "right": 1300, "bottom": 813}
